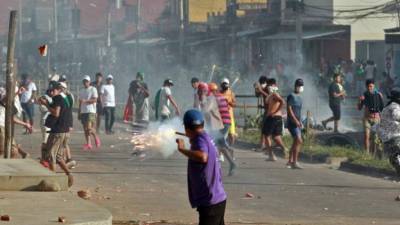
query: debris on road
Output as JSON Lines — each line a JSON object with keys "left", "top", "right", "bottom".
{"left": 245, "top": 193, "right": 254, "bottom": 199}
{"left": 323, "top": 208, "right": 329, "bottom": 211}
{"left": 0, "top": 215, "right": 10, "bottom": 221}
{"left": 58, "top": 216, "right": 66, "bottom": 223}
{"left": 77, "top": 190, "right": 91, "bottom": 200}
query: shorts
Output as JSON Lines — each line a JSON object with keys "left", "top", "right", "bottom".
{"left": 262, "top": 116, "right": 283, "bottom": 137}
{"left": 46, "top": 133, "right": 67, "bottom": 164}
{"left": 363, "top": 117, "right": 380, "bottom": 131}
{"left": 329, "top": 103, "right": 341, "bottom": 120}
{"left": 81, "top": 113, "right": 96, "bottom": 126}
{"left": 288, "top": 126, "right": 301, "bottom": 138}
{"left": 21, "top": 102, "right": 35, "bottom": 120}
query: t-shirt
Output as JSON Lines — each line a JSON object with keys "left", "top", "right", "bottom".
{"left": 100, "top": 84, "right": 116, "bottom": 107}
{"left": 20, "top": 82, "right": 37, "bottom": 103}
{"left": 129, "top": 80, "right": 149, "bottom": 107}
{"left": 201, "top": 96, "right": 223, "bottom": 131}
{"left": 188, "top": 132, "right": 226, "bottom": 208}
{"left": 61, "top": 93, "right": 74, "bottom": 129}
{"left": 329, "top": 82, "right": 342, "bottom": 106}
{"left": 287, "top": 93, "right": 302, "bottom": 128}
{"left": 158, "top": 86, "right": 172, "bottom": 116}
{"left": 215, "top": 93, "right": 231, "bottom": 125}
{"left": 91, "top": 81, "right": 103, "bottom": 105}
{"left": 79, "top": 86, "right": 98, "bottom": 114}
{"left": 47, "top": 95, "right": 69, "bottom": 133}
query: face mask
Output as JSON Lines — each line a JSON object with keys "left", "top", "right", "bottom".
{"left": 261, "top": 83, "right": 267, "bottom": 89}
{"left": 298, "top": 86, "right": 304, "bottom": 93}
{"left": 268, "top": 86, "right": 278, "bottom": 93}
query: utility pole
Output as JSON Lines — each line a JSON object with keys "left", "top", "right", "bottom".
{"left": 295, "top": 0, "right": 304, "bottom": 67}
{"left": 135, "top": 0, "right": 141, "bottom": 67}
{"left": 18, "top": 0, "right": 22, "bottom": 42}
{"left": 179, "top": 0, "right": 185, "bottom": 64}
{"left": 396, "top": 0, "right": 400, "bottom": 27}
{"left": 227, "top": 0, "right": 237, "bottom": 70}
{"left": 53, "top": 0, "right": 58, "bottom": 43}
{"left": 4, "top": 11, "right": 18, "bottom": 159}
{"left": 106, "top": 4, "right": 111, "bottom": 48}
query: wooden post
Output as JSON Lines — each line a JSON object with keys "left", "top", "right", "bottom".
{"left": 305, "top": 110, "right": 311, "bottom": 139}
{"left": 4, "top": 11, "right": 18, "bottom": 159}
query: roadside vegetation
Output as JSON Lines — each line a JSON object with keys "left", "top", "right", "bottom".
{"left": 238, "top": 129, "right": 394, "bottom": 172}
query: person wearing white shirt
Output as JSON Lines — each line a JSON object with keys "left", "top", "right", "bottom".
{"left": 19, "top": 74, "right": 37, "bottom": 133}
{"left": 100, "top": 75, "right": 116, "bottom": 134}
{"left": 79, "top": 75, "right": 101, "bottom": 150}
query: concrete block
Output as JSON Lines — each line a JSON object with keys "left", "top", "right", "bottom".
{"left": 0, "top": 159, "right": 68, "bottom": 191}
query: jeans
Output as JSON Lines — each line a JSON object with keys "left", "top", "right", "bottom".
{"left": 218, "top": 124, "right": 231, "bottom": 149}
{"left": 21, "top": 102, "right": 35, "bottom": 122}
{"left": 103, "top": 107, "right": 115, "bottom": 132}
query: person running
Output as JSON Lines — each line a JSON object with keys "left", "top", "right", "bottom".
{"left": 191, "top": 77, "right": 201, "bottom": 109}
{"left": 263, "top": 78, "right": 288, "bottom": 161}
{"left": 155, "top": 79, "right": 180, "bottom": 122}
{"left": 176, "top": 109, "right": 227, "bottom": 225}
{"left": 198, "top": 83, "right": 223, "bottom": 132}
{"left": 0, "top": 87, "right": 32, "bottom": 159}
{"left": 357, "top": 79, "right": 384, "bottom": 155}
{"left": 19, "top": 74, "right": 37, "bottom": 134}
{"left": 322, "top": 73, "right": 346, "bottom": 133}
{"left": 101, "top": 75, "right": 116, "bottom": 134}
{"left": 128, "top": 72, "right": 150, "bottom": 124}
{"left": 79, "top": 75, "right": 101, "bottom": 150}
{"left": 220, "top": 78, "right": 237, "bottom": 148}
{"left": 40, "top": 82, "right": 73, "bottom": 187}
{"left": 209, "top": 82, "right": 236, "bottom": 176}
{"left": 287, "top": 79, "right": 304, "bottom": 169}
{"left": 91, "top": 72, "right": 103, "bottom": 133}
{"left": 38, "top": 81, "right": 55, "bottom": 164}
{"left": 254, "top": 76, "right": 269, "bottom": 151}
{"left": 59, "top": 81, "right": 76, "bottom": 169}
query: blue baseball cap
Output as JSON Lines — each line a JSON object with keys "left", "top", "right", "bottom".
{"left": 183, "top": 109, "right": 204, "bottom": 127}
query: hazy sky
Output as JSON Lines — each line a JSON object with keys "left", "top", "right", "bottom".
{"left": 334, "top": 0, "right": 398, "bottom": 57}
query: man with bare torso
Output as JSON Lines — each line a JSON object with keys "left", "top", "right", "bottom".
{"left": 263, "top": 79, "right": 288, "bottom": 161}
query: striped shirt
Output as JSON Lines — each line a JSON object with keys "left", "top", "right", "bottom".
{"left": 215, "top": 93, "right": 231, "bottom": 125}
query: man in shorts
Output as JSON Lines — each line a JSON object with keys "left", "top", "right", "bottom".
{"left": 287, "top": 79, "right": 304, "bottom": 169}
{"left": 322, "top": 73, "right": 346, "bottom": 133}
{"left": 263, "top": 79, "right": 288, "bottom": 161}
{"left": 40, "top": 82, "right": 73, "bottom": 187}
{"left": 358, "top": 79, "right": 384, "bottom": 155}
{"left": 79, "top": 75, "right": 100, "bottom": 150}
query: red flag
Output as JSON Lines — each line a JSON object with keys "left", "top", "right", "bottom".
{"left": 38, "top": 45, "right": 48, "bottom": 56}
{"left": 123, "top": 97, "right": 133, "bottom": 123}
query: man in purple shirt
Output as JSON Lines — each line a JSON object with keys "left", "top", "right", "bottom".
{"left": 176, "top": 109, "right": 227, "bottom": 225}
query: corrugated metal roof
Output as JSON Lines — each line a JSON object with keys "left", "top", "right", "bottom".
{"left": 259, "top": 29, "right": 347, "bottom": 40}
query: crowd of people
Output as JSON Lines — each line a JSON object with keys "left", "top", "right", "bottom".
{"left": 4, "top": 63, "right": 400, "bottom": 225}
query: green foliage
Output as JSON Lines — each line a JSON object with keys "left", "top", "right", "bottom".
{"left": 238, "top": 129, "right": 394, "bottom": 172}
